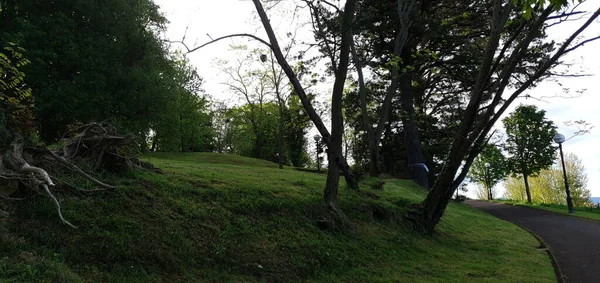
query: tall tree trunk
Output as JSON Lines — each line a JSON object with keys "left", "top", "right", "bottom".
{"left": 523, "top": 173, "right": 532, "bottom": 203}
{"left": 350, "top": 36, "right": 379, "bottom": 177}
{"left": 252, "top": 0, "right": 359, "bottom": 227}
{"left": 399, "top": 74, "right": 428, "bottom": 189}
{"left": 409, "top": 139, "right": 486, "bottom": 233}
{"left": 411, "top": 0, "right": 511, "bottom": 233}
{"left": 271, "top": 52, "right": 285, "bottom": 170}
{"left": 323, "top": 0, "right": 356, "bottom": 227}
{"left": 368, "top": 142, "right": 379, "bottom": 177}
{"left": 409, "top": 3, "right": 600, "bottom": 234}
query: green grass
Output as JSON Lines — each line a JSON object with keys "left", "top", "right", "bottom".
{"left": 1, "top": 152, "right": 556, "bottom": 282}
{"left": 497, "top": 200, "right": 600, "bottom": 221}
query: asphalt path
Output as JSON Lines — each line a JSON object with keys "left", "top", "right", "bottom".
{"left": 467, "top": 200, "right": 600, "bottom": 283}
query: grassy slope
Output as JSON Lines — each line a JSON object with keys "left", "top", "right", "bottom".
{"left": 1, "top": 153, "right": 556, "bottom": 282}
{"left": 497, "top": 200, "right": 600, "bottom": 221}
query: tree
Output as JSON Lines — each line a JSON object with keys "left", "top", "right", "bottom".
{"left": 339, "top": 0, "right": 426, "bottom": 185}
{"left": 0, "top": 44, "right": 125, "bottom": 226}
{"left": 503, "top": 105, "right": 557, "bottom": 203}
{"left": 505, "top": 153, "right": 590, "bottom": 206}
{"left": 410, "top": 0, "right": 600, "bottom": 233}
{"left": 218, "top": 46, "right": 272, "bottom": 159}
{"left": 151, "top": 56, "right": 214, "bottom": 152}
{"left": 468, "top": 144, "right": 507, "bottom": 200}
{"left": 1, "top": 0, "right": 196, "bottom": 143}
{"left": 251, "top": 0, "right": 359, "bottom": 229}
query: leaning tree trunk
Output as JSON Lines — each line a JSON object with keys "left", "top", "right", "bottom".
{"left": 399, "top": 74, "right": 429, "bottom": 189}
{"left": 411, "top": 169, "right": 455, "bottom": 233}
{"left": 251, "top": 0, "right": 358, "bottom": 231}
{"left": 322, "top": 0, "right": 356, "bottom": 229}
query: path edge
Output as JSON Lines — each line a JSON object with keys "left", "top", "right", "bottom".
{"left": 518, "top": 225, "right": 566, "bottom": 283}
{"left": 468, "top": 201, "right": 566, "bottom": 283}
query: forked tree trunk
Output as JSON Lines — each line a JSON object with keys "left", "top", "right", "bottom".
{"left": 321, "top": 138, "right": 350, "bottom": 230}
{"left": 368, "top": 143, "right": 379, "bottom": 177}
{"left": 410, "top": 4, "right": 600, "bottom": 234}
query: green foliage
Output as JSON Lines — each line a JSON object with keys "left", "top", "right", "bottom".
{"left": 468, "top": 144, "right": 508, "bottom": 199}
{"left": 515, "top": 0, "right": 579, "bottom": 19}
{"left": 504, "top": 153, "right": 591, "bottom": 206}
{"left": 216, "top": 100, "right": 309, "bottom": 166}
{"left": 151, "top": 55, "right": 214, "bottom": 152}
{"left": 503, "top": 105, "right": 557, "bottom": 188}
{"left": 284, "top": 94, "right": 311, "bottom": 167}
{"left": 1, "top": 0, "right": 214, "bottom": 145}
{"left": 0, "top": 44, "right": 35, "bottom": 138}
{"left": 1, "top": 153, "right": 556, "bottom": 282}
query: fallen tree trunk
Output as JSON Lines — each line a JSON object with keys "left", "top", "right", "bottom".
{"left": 0, "top": 122, "right": 155, "bottom": 227}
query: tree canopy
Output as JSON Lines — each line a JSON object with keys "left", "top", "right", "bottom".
{"left": 503, "top": 104, "right": 557, "bottom": 203}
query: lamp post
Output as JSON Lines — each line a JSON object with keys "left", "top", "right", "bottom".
{"left": 313, "top": 134, "right": 323, "bottom": 173}
{"left": 554, "top": 133, "right": 574, "bottom": 213}
{"left": 484, "top": 162, "right": 491, "bottom": 200}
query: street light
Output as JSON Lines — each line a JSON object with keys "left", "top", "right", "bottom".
{"left": 484, "top": 162, "right": 491, "bottom": 200}
{"left": 554, "top": 133, "right": 574, "bottom": 213}
{"left": 313, "top": 134, "right": 323, "bottom": 173}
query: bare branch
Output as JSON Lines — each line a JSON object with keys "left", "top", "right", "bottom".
{"left": 170, "top": 33, "right": 272, "bottom": 54}
{"left": 47, "top": 150, "right": 117, "bottom": 190}
{"left": 563, "top": 35, "right": 600, "bottom": 53}
{"left": 252, "top": 0, "right": 331, "bottom": 140}
{"left": 547, "top": 11, "right": 585, "bottom": 20}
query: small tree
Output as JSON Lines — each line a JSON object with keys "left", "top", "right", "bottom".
{"left": 468, "top": 144, "right": 507, "bottom": 200}
{"left": 504, "top": 153, "right": 590, "bottom": 206}
{"left": 503, "top": 105, "right": 557, "bottom": 203}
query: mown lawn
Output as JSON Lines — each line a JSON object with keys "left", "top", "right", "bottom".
{"left": 1, "top": 152, "right": 556, "bottom": 282}
{"left": 497, "top": 200, "right": 600, "bottom": 221}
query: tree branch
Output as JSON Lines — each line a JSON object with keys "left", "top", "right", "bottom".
{"left": 170, "top": 33, "right": 272, "bottom": 54}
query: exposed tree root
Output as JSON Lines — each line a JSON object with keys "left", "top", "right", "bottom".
{"left": 47, "top": 150, "right": 116, "bottom": 190}
{"left": 0, "top": 123, "right": 149, "bottom": 227}
{"left": 317, "top": 204, "right": 351, "bottom": 232}
{"left": 41, "top": 184, "right": 77, "bottom": 228}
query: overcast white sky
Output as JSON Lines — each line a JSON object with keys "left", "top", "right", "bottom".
{"left": 154, "top": 0, "right": 600, "bottom": 198}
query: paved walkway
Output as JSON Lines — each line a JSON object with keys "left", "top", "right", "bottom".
{"left": 467, "top": 200, "right": 600, "bottom": 283}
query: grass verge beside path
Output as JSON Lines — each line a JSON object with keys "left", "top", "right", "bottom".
{"left": 495, "top": 200, "right": 600, "bottom": 221}
{"left": 1, "top": 152, "right": 556, "bottom": 282}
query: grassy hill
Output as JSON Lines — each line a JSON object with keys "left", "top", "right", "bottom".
{"left": 1, "top": 153, "right": 556, "bottom": 282}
